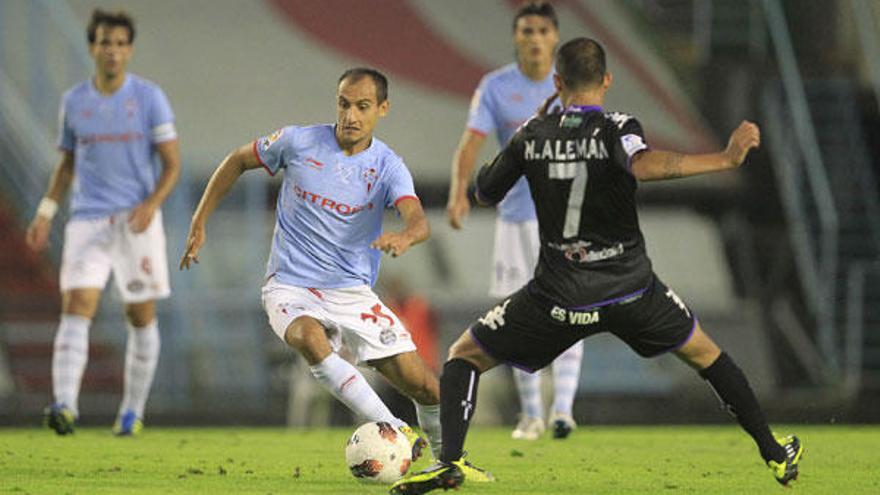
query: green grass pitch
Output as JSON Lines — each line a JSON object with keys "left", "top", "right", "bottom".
{"left": 1, "top": 425, "right": 877, "bottom": 494}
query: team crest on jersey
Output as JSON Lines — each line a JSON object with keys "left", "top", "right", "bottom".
{"left": 125, "top": 98, "right": 138, "bottom": 118}
{"left": 260, "top": 129, "right": 283, "bottom": 152}
{"left": 362, "top": 167, "right": 378, "bottom": 192}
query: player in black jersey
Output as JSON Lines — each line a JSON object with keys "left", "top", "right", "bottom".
{"left": 390, "top": 38, "right": 803, "bottom": 494}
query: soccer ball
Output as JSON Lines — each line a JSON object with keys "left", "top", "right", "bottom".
{"left": 345, "top": 421, "right": 412, "bottom": 484}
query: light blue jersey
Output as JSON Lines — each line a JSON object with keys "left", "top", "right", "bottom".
{"left": 57, "top": 74, "right": 177, "bottom": 219}
{"left": 467, "top": 63, "right": 556, "bottom": 222}
{"left": 254, "top": 124, "right": 418, "bottom": 289}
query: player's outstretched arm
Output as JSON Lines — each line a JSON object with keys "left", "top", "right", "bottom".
{"left": 631, "top": 121, "right": 760, "bottom": 181}
{"left": 371, "top": 198, "right": 430, "bottom": 258}
{"left": 180, "top": 143, "right": 262, "bottom": 270}
{"left": 447, "top": 130, "right": 487, "bottom": 230}
{"left": 129, "top": 139, "right": 181, "bottom": 233}
{"left": 26, "top": 151, "right": 74, "bottom": 253}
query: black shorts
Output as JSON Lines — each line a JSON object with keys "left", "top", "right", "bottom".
{"left": 469, "top": 273, "right": 697, "bottom": 372}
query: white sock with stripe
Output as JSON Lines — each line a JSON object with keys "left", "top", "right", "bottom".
{"left": 414, "top": 402, "right": 442, "bottom": 458}
{"left": 119, "top": 320, "right": 161, "bottom": 419}
{"left": 52, "top": 314, "right": 91, "bottom": 417}
{"left": 309, "top": 353, "right": 403, "bottom": 427}
{"left": 513, "top": 367, "right": 543, "bottom": 419}
{"left": 552, "top": 340, "right": 584, "bottom": 416}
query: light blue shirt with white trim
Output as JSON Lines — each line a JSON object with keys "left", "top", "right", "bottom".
{"left": 467, "top": 63, "right": 556, "bottom": 222}
{"left": 57, "top": 74, "right": 177, "bottom": 219}
{"left": 254, "top": 124, "right": 418, "bottom": 288}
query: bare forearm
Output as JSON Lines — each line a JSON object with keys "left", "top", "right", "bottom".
{"left": 449, "top": 131, "right": 486, "bottom": 198}
{"left": 44, "top": 155, "right": 74, "bottom": 203}
{"left": 145, "top": 140, "right": 182, "bottom": 208}
{"left": 451, "top": 148, "right": 478, "bottom": 197}
{"left": 402, "top": 214, "right": 430, "bottom": 247}
{"left": 191, "top": 152, "right": 247, "bottom": 227}
{"left": 632, "top": 150, "right": 735, "bottom": 181}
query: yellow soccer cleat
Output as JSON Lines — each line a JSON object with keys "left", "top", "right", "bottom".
{"left": 767, "top": 434, "right": 803, "bottom": 486}
{"left": 389, "top": 462, "right": 464, "bottom": 495}
{"left": 399, "top": 425, "right": 429, "bottom": 462}
{"left": 452, "top": 454, "right": 494, "bottom": 482}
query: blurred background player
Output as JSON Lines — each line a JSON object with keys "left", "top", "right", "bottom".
{"left": 25, "top": 8, "right": 181, "bottom": 436}
{"left": 181, "top": 68, "right": 445, "bottom": 460}
{"left": 393, "top": 37, "right": 802, "bottom": 494}
{"left": 447, "top": 1, "right": 582, "bottom": 440}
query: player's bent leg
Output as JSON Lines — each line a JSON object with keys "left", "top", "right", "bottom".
{"left": 287, "top": 316, "right": 403, "bottom": 432}
{"left": 46, "top": 289, "right": 102, "bottom": 435}
{"left": 674, "top": 323, "right": 798, "bottom": 483}
{"left": 371, "top": 352, "right": 439, "bottom": 459}
{"left": 115, "top": 301, "right": 160, "bottom": 436}
{"left": 284, "top": 316, "right": 333, "bottom": 365}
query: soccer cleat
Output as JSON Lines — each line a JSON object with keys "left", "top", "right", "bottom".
{"left": 43, "top": 403, "right": 76, "bottom": 435}
{"left": 767, "top": 434, "right": 803, "bottom": 486}
{"left": 399, "top": 425, "right": 428, "bottom": 462}
{"left": 112, "top": 409, "right": 143, "bottom": 436}
{"left": 549, "top": 412, "right": 577, "bottom": 439}
{"left": 389, "top": 462, "right": 464, "bottom": 494}
{"left": 451, "top": 454, "right": 494, "bottom": 482}
{"left": 511, "top": 414, "right": 544, "bottom": 440}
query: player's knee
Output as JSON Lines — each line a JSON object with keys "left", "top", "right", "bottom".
{"left": 62, "top": 291, "right": 100, "bottom": 319}
{"left": 412, "top": 376, "right": 440, "bottom": 405}
{"left": 284, "top": 320, "right": 330, "bottom": 363}
{"left": 124, "top": 302, "right": 156, "bottom": 328}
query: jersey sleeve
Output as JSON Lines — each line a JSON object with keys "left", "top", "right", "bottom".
{"left": 253, "top": 126, "right": 295, "bottom": 176}
{"left": 383, "top": 157, "right": 418, "bottom": 208}
{"left": 465, "top": 75, "right": 496, "bottom": 137}
{"left": 475, "top": 132, "right": 524, "bottom": 204}
{"left": 611, "top": 115, "right": 649, "bottom": 173}
{"left": 56, "top": 96, "right": 75, "bottom": 152}
{"left": 149, "top": 86, "right": 178, "bottom": 143}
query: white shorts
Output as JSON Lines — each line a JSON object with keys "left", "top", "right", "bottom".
{"left": 60, "top": 210, "right": 170, "bottom": 303}
{"left": 489, "top": 218, "right": 540, "bottom": 298}
{"left": 261, "top": 279, "right": 417, "bottom": 365}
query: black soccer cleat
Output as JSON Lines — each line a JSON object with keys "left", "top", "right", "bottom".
{"left": 43, "top": 403, "right": 76, "bottom": 435}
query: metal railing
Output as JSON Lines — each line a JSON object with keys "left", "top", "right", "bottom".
{"left": 760, "top": 0, "right": 840, "bottom": 374}
{"left": 850, "top": 0, "right": 880, "bottom": 111}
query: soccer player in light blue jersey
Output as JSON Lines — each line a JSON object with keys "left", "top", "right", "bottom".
{"left": 26, "top": 9, "right": 181, "bottom": 436}
{"left": 181, "top": 68, "right": 452, "bottom": 464}
{"left": 447, "top": 1, "right": 583, "bottom": 440}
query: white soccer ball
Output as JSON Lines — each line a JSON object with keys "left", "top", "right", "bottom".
{"left": 345, "top": 421, "right": 412, "bottom": 484}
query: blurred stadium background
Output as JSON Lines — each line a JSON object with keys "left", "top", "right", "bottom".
{"left": 0, "top": 0, "right": 878, "bottom": 429}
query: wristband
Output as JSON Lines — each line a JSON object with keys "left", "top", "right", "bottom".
{"left": 36, "top": 198, "right": 58, "bottom": 220}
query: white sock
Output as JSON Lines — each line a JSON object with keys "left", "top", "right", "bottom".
{"left": 415, "top": 402, "right": 442, "bottom": 458}
{"left": 119, "top": 320, "right": 161, "bottom": 419}
{"left": 309, "top": 353, "right": 402, "bottom": 427}
{"left": 52, "top": 314, "right": 91, "bottom": 417}
{"left": 513, "top": 367, "right": 543, "bottom": 419}
{"left": 551, "top": 340, "right": 584, "bottom": 416}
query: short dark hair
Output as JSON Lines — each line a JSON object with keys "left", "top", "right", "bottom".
{"left": 338, "top": 67, "right": 389, "bottom": 103}
{"left": 556, "top": 37, "right": 606, "bottom": 90}
{"left": 87, "top": 8, "right": 136, "bottom": 44}
{"left": 512, "top": 1, "right": 559, "bottom": 31}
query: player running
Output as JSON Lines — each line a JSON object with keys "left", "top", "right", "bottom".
{"left": 181, "top": 69, "right": 475, "bottom": 475}
{"left": 27, "top": 8, "right": 181, "bottom": 436}
{"left": 447, "top": 1, "right": 582, "bottom": 441}
{"left": 391, "top": 38, "right": 802, "bottom": 494}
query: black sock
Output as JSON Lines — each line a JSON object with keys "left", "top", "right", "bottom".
{"left": 438, "top": 359, "right": 480, "bottom": 464}
{"left": 699, "top": 352, "right": 785, "bottom": 463}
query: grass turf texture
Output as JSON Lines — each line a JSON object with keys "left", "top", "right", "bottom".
{"left": 1, "top": 426, "right": 876, "bottom": 494}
